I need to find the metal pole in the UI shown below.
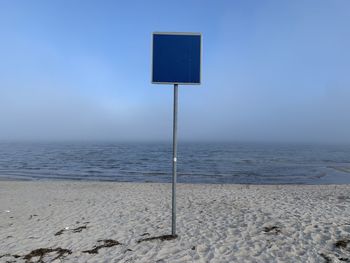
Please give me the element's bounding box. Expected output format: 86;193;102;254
172;83;178;237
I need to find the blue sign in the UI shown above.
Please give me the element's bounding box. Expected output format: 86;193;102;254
152;32;201;84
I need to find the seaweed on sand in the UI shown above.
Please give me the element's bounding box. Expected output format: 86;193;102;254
137;234;177;243
23;247;72;263
82;239;121;254
263;226;281;235
335;239;350;249
55;225;87;236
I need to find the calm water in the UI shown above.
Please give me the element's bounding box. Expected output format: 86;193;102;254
0;142;350;184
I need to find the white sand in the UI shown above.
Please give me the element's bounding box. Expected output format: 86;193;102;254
1;181;350;262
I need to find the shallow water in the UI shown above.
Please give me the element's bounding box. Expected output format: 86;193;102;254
0;142;350;184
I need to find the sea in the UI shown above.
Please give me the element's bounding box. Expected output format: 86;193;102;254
0;142;350;184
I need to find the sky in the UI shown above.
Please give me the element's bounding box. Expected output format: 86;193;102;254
0;0;349;143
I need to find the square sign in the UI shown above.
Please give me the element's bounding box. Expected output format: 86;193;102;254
152;32;201;85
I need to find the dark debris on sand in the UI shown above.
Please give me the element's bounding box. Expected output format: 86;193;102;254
23;247;72;263
319;239;350;263
54;229;65;236
335;239;350;249
72;225;87;233
82;239;121;254
55;225;87;236
320;253;332;263
263;226;281;235
137;234;178;243
28;214;38;220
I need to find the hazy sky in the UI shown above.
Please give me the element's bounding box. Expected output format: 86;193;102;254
1;0;349;143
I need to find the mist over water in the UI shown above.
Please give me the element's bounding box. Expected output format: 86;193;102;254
1;142;350;184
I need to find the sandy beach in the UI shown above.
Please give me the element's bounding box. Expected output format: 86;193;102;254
1;181;350;262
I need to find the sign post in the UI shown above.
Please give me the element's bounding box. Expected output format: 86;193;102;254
152;32;201;237
172;83;178;236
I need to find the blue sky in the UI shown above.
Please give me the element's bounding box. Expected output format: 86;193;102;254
0;0;349;143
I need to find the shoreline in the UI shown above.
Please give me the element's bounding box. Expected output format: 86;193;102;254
1;181;350;262
1;177;350;186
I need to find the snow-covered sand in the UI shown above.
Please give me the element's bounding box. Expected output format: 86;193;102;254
1;181;350;262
